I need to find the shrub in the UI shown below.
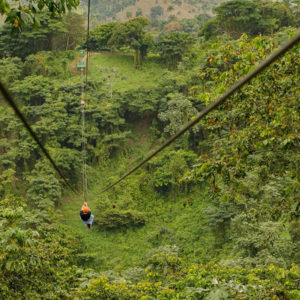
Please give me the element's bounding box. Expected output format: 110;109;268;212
96;209;146;229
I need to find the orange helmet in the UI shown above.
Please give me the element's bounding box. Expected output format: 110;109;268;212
83;206;90;213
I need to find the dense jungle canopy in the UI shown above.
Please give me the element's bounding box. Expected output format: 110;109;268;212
0;0;300;299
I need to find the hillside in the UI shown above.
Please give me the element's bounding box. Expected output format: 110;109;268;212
115;0;226;22
81;0;228;23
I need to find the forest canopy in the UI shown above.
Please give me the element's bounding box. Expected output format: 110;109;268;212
0;0;299;299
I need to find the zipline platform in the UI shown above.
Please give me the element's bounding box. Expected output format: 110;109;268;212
76;62;86;70
76;49;87;71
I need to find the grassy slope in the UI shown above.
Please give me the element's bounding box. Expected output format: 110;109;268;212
61;53;215;272
89;53;165;92
61;173;214;272
80;0;228;24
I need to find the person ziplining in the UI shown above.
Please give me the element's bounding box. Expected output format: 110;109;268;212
80;201;94;228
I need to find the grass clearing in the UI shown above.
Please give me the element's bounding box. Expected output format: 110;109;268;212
60;174;213;272
89;53;166;92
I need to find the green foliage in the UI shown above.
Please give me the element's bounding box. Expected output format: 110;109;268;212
158;92;197;137
109;17;153;67
0;0;79;31
96;208;146;229
214;0;261;38
183;32;300;265
206;202;236;248
146;227;175;247
78;260;300;299
136;8;143;17
199;18;222;40
156;32;195;68
23;55;44;76
27;169;62;210
150;150;197;191
0;12;84;59
200;0;300;39
151;6;164;21
0;57;23;85
89;22;118;51
1;11;299;298
0;199;83;299
145;245;181;277
232;213;294;267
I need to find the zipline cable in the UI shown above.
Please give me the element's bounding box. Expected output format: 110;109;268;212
81;75;88;201
82;105;88;200
85;0;91;86
0;82;78;194
101;31;300;194
81;0;91;201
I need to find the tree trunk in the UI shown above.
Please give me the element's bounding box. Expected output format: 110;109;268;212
66;35;70;51
134;49;139;67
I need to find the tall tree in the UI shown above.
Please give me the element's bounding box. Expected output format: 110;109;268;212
156;32;195;68
62;13;85;51
109;17;153;67
89;22;118;52
214;0;261;38
201;0;300;39
151;6;164;21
